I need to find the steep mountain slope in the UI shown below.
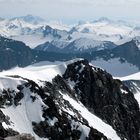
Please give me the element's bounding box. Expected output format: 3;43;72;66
0;15;69;48
69;18;136;45
123;80;140;107
0;36;35;70
91;58;139;77
75;38;140;77
35;38;117;53
0;59;139;140
0;34;140;79
0;36;71;70
63;60;140;140
119;72;140;115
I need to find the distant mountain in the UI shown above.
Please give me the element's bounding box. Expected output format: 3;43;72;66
0;17;4;21
0;36;35;70
1;16;140;48
0;16;140;78
34;36;140;71
83;38;140;76
73;19;132;36
11;14;45;25
0;36;73;70
0;35;140;78
35;38;117;53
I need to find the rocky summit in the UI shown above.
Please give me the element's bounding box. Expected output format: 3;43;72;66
0;59;139;140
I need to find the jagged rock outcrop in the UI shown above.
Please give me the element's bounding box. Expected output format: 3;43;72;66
63;59;140;140
0;76;108;140
0;110;18;138
0;59;140;140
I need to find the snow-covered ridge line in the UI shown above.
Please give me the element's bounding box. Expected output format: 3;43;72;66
116;71;140;81
0;59;83;84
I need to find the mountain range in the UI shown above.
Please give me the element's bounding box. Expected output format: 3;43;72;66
0;15;140;77
0;15;140;48
0;34;140;78
0;15;140;140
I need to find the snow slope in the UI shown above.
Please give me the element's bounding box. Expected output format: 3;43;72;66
62;93;120;140
0;59;83;83
67;38;116;52
118;72;140;81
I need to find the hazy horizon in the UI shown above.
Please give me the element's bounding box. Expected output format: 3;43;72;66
0;0;140;24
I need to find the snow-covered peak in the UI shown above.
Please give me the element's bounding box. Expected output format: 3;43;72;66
11;14;45;25
67;37;116;52
47;20;70;31
74;19;132;36
93;17;112;23
51;40;70;49
1;16;140;49
0;59;83;84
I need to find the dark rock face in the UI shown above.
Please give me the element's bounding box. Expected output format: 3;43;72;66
63;60;140;140
0;76;108;140
0;87;24;107
31;76;108;140
0;110;18;138
43;25;61;38
112;40;140;68
88;128;108;140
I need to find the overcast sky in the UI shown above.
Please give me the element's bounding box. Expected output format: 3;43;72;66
0;0;140;23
